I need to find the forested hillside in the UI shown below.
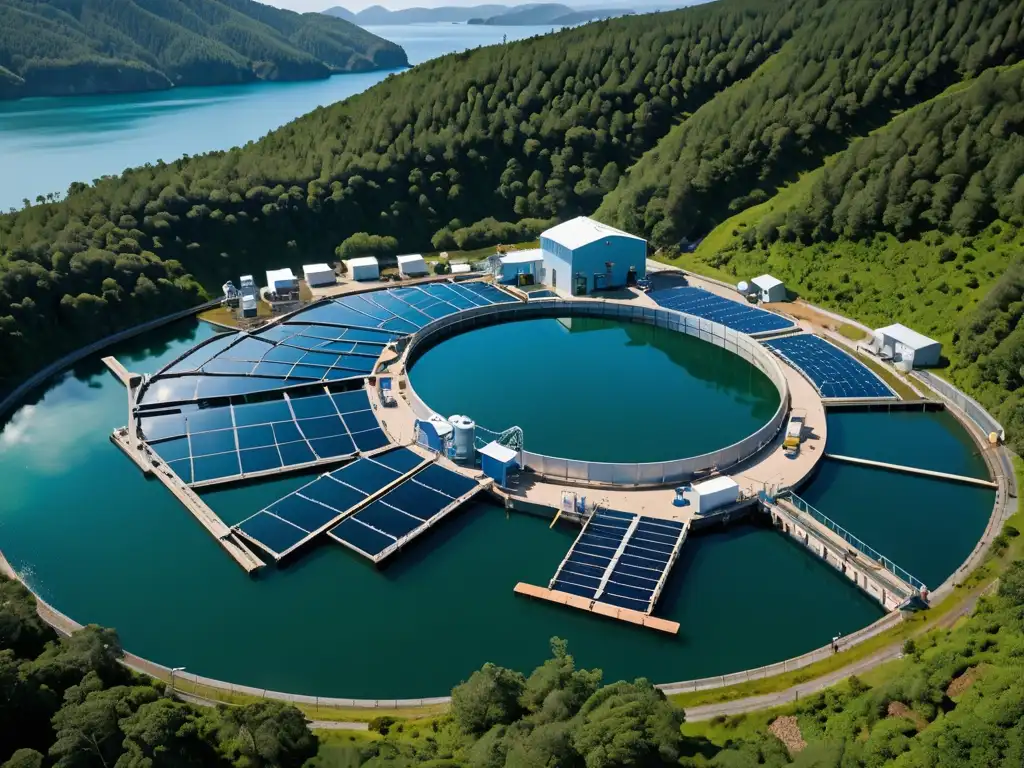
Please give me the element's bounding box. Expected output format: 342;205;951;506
0;573;319;767
0;0;408;100
1;0;1024;449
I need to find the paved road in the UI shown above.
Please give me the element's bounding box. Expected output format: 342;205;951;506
684;585;986;721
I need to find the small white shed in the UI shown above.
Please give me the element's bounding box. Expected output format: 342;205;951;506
241;295;257;318
450;263;472;275
397;254;428;278
266;268;298;296
303;263;335;287
691;476;739;515
498;249;544;284
873;324;942;369
751;274;787;303
346;256;380;281
239;275;256;300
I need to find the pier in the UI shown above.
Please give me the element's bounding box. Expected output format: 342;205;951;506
771;494;919;609
102;356;139;388
513;583;680;634
824;453;997;488
111;428;264;573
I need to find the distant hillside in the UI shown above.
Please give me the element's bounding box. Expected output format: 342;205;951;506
0;0;409;100
324;4;515;25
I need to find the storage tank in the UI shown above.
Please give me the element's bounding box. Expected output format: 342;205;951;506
737;280;749;295
448;414;476;461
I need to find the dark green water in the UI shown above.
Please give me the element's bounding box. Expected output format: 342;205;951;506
797;410;995;591
0;321;993;696
408;316;780;462
827;410;989;479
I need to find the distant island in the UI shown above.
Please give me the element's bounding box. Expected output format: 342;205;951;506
322;4;517;25
322;2;687;28
467;3;632;25
0;0;408;101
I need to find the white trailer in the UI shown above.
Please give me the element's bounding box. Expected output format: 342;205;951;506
692;476;739;515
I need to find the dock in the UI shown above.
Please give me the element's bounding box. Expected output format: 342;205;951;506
513;583;680;634
102;356;139;388
111;428;264;573
825;453;997;488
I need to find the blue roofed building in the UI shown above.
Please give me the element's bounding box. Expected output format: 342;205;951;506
540;216;646;295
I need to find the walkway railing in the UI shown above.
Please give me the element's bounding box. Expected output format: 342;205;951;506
780;491;925;592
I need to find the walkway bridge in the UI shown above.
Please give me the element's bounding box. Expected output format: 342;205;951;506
773;491;923;608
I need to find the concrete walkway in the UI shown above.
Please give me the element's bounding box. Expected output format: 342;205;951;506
173;690;370;731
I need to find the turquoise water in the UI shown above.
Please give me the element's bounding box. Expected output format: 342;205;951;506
0;318;893;696
408;316;780;462
0;24;554;211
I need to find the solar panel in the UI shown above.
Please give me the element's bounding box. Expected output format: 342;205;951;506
329;457;400;494
298;476;367;513
377;480;451;521
350;501;422;538
369;447;425;474
267;493;339;532
648;286;794;334
413;464;479;499
330;389;371;414
237;512;309;556
328;518;394;557
548;513;686;613
351;428;390;453
763;334;895;399
239;446;282;474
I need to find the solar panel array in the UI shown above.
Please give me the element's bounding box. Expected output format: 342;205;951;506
143;388;387;485
762;334;895;399
648;286;794;335
550;510;686;614
232;447;482;561
138;282;516;405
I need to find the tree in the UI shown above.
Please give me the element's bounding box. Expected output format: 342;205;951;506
570;680;684;768
117;698;217;768
520;638;601;723
451;663;526;735
49;685;160;768
216;702;317;768
2;750;44;768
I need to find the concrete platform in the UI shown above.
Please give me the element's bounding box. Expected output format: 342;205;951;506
513;583;680;634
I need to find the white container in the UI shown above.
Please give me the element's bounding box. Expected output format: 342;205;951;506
448;414;476;461
692;476;739;515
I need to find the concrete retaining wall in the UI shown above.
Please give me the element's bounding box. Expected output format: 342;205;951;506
404;299;791;487
0;298;219;422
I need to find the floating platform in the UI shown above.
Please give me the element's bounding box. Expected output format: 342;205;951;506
233;446;489;564
825;453;997;488
520;508;688;631
111;428;264;573
513;583;680;634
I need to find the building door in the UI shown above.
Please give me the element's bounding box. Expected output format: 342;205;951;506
551;269;557;289
573;274;588;296
627;267;637;286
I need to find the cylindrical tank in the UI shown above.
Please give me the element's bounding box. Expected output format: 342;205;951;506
737;280;749;294
448;414;476;461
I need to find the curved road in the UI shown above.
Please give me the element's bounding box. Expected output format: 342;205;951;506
683;584;988;721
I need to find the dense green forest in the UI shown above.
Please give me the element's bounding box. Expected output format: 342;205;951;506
2;0;1024;447
0;0;408;100
0;572;318;767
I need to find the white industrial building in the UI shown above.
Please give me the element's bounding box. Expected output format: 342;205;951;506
751;274;787;303
266;268;298;296
302;263;335;288
495;249;544;285
540;216;646;295
346;256;380;281
397;254;428;278
691;476;739;515
873;324;942;369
